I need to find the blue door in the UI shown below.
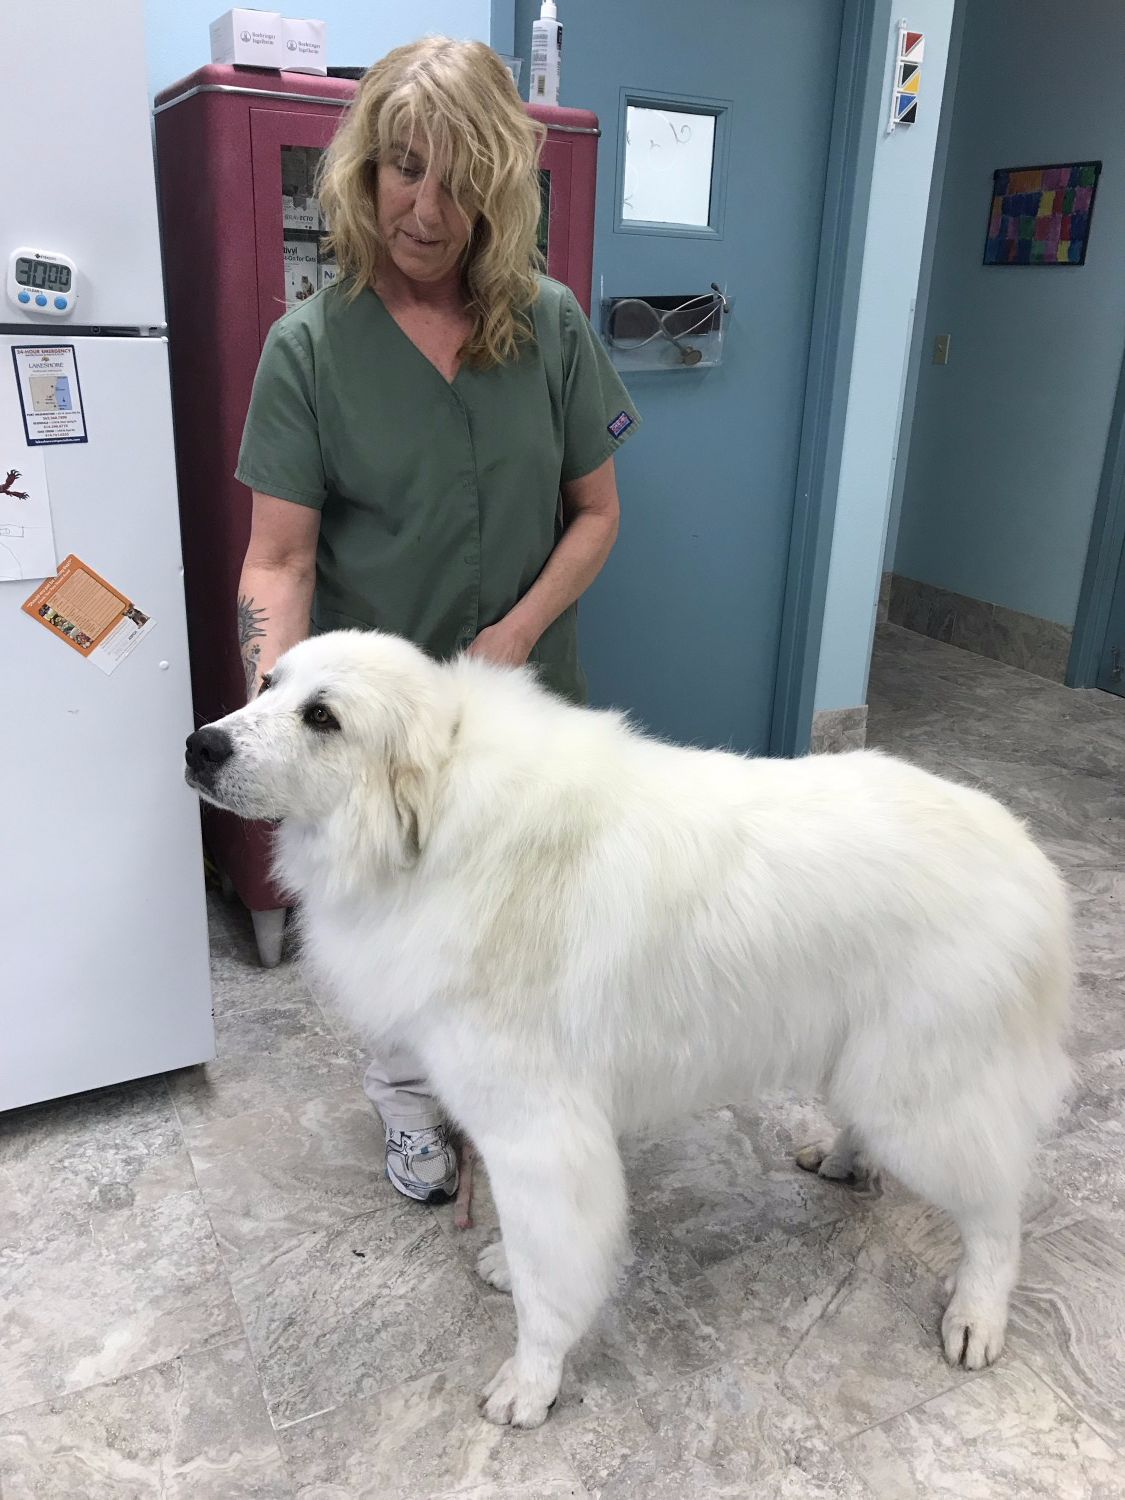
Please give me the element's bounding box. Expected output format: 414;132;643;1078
519;0;844;751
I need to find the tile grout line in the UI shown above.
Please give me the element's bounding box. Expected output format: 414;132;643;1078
692;1204;1007;1458
0;1332;252;1432
1013;1356;1125;1462
167;985;510;1450
264;1235;592;1500
544;1213;863;1447
257;1205;506;1436
831;1364;995;1447
173;1075;379;1147
160;1070;293;1478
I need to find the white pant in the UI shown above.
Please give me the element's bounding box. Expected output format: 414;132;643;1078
362;1038;441;1131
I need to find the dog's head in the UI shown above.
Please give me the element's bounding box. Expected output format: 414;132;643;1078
184;630;451;866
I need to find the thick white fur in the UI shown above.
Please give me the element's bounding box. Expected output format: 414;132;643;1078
188;630;1072;1427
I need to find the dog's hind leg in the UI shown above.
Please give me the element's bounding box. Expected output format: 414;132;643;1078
852;1099;1026;1371
476;1101;626;1429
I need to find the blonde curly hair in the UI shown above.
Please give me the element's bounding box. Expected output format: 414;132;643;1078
318;37;546;369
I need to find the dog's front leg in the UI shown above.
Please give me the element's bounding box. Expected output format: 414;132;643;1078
476;1103;626;1428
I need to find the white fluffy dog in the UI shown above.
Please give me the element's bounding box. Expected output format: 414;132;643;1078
185;630;1071;1428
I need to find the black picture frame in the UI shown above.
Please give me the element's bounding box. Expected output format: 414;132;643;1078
982;160;1102;267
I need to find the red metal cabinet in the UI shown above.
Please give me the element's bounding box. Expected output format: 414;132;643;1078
154;66;599;955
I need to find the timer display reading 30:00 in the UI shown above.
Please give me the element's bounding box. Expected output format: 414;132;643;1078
15;258;72;292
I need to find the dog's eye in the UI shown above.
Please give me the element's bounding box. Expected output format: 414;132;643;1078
303;703;340;732
257;673;272;695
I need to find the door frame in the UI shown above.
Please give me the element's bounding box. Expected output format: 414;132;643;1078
768;0;894;754
1069;339;1125;687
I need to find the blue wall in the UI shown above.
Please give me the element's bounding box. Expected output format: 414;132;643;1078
144;1;491;95
893;0;1125;627
813;1;956;713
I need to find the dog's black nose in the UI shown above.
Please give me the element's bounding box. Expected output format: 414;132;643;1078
185;726;234;777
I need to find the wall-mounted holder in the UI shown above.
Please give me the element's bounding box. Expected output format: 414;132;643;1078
602;285;729;373
887;20;924;132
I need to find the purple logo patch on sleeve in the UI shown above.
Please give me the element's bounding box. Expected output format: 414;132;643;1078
608;410;633;438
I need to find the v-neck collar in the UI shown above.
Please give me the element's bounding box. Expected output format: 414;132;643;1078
364;285;467;390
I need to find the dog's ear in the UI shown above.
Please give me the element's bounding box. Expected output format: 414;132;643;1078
365;691;452;871
361;755;435;872
390;762;432;865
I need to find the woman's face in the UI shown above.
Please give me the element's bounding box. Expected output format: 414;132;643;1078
375;140;477;287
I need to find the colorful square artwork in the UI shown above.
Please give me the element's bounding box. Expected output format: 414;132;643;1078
888;24;924;131
984;162;1102;265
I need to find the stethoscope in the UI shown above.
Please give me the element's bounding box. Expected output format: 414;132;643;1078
605;283;730;366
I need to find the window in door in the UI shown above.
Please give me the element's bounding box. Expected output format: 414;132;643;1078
617;92;730;238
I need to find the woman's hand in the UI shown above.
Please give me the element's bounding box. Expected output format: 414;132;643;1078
466;615;535;668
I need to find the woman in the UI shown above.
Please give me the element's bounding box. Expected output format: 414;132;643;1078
234;37;640;1203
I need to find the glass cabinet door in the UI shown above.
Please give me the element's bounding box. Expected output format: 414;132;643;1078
250;109;341;343
280;144;337;310
537;135;575;294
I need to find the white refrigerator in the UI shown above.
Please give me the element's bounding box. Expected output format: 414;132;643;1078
0;1;214;1111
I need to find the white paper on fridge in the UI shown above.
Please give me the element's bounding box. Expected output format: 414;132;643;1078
209;9;284;68
0;398;57;583
282;17;327;75
11;344;87;446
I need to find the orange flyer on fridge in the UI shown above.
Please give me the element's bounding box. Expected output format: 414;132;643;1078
22;554;154;671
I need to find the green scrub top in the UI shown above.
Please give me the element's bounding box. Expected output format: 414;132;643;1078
235;274;640;703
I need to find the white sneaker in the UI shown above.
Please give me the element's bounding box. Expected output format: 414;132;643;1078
385;1123;459;1204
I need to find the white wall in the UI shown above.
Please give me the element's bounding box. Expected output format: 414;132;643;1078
144;1;492;96
813;1;956;713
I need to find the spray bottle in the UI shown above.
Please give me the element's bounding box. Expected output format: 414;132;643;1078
529;0;562;106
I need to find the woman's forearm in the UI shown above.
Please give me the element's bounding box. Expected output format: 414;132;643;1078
236;559;316;701
505;507;619;649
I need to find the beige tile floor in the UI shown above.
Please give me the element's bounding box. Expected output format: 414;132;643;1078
1;623;1123;1498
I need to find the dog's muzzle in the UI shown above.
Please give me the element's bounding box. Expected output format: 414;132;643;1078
185;725;234;789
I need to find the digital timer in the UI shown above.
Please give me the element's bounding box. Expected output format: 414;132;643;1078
7;248;79;317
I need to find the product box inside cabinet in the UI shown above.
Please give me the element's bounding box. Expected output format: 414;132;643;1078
284;240;317;305
282;195;319;230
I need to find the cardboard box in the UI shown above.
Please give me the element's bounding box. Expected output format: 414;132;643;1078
282;17;327;75
283;239;318;307
210;9;284;69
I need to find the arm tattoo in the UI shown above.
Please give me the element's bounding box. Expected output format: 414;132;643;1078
238;594;269;698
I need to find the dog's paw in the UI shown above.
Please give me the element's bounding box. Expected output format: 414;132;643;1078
476;1240;512;1293
795;1139;833;1174
942;1298;1007;1370
795;1138;880;1192
478;1357;557;1429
